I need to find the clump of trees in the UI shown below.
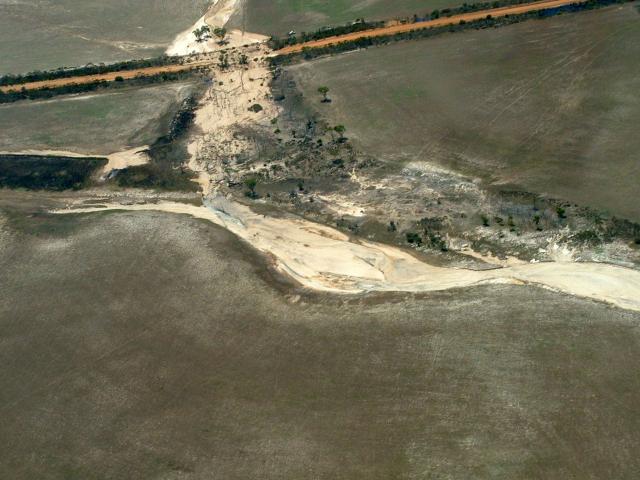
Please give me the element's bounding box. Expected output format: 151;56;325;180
213;27;228;44
218;52;230;69
244;177;259;198
193;25;227;44
193;24;211;42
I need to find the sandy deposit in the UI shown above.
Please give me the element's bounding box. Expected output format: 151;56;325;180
53;198;640;313
186;43;280;194
166;0;267;56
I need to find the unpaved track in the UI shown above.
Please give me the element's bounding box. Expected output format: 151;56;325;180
53;199;640;313
277;0;587;54
0;60;215;93
2;0;587;93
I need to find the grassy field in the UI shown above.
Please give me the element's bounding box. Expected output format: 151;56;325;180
0;0;212;75
0;196;639;478
288;4;640;221
0;83;198;155
230;0;459;36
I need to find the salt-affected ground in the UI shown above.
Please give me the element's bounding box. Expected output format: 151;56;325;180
53;198;640;313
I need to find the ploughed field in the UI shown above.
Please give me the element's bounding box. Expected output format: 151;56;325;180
230;0;459;37
288;4;640;221
0;83;197;155
0;0;212;75
0;198;639;479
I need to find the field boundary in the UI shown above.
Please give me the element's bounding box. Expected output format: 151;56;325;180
276;0;582;54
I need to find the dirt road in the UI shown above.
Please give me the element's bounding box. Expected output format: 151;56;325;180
277;0;587;54
0;60;218;93
1;0;586;93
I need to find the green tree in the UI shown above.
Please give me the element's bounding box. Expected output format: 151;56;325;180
213;27;227;44
218;53;229;69
334;125;346;142
318;86;330;103
244;177;258;198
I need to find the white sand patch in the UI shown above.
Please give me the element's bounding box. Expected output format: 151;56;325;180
52;198;640;313
102;146;150;175
166;0;268;56
315;194;367;217
457;246;528;267
186;43;280;194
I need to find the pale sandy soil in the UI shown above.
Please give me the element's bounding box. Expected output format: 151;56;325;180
186;43;280;194
53;198;640;313
100;146;150;175
166;0;267;57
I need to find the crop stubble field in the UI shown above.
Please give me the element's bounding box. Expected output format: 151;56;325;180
0;199;639;479
0;0;213;75
1;1;640;478
288;4;640;221
230;0;459;36
0;83;197;155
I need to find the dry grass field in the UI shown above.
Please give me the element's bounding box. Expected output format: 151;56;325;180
0;0;212;75
230;0;459;36
288;4;640;221
1;194;639;479
0;83;198;155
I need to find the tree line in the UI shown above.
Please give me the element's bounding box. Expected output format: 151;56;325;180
0;55;182;87
268;0;545;50
270;0;635;65
0;70;197;104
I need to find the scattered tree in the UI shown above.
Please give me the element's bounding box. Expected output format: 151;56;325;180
244;177;258;198
218;53;229;69
318;86;331;103
213;27;227;44
334;125;346;142
556;207;567;219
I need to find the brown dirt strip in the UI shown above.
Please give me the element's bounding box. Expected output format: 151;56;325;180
1;0;582;93
276;0;587;54
0;60;215;93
